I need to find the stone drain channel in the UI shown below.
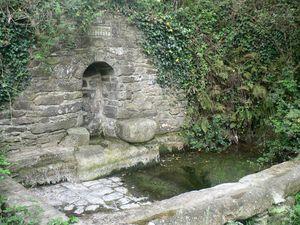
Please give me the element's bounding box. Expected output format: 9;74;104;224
31;177;151;216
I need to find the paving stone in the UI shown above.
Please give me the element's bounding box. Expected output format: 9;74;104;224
89;186;114;196
30;176;152;214
64;204;75;211
120;203;140;210
85;205;100;212
74;199;89;206
95;178;114;185
89;183;110;191
114;187;128;194
62;183;89;192
117;197;131;206
85;194;105;205
58;191;81;204
103;192;124;202
82;180;102;187
74;206;85;215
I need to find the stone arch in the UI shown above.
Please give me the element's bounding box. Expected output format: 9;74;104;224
82;61;114;135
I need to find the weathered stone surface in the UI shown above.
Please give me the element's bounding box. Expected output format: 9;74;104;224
81;159;300;225
31;176;150;215
31;117;78;134
0;176;68;225
75;138;159;181
0;13;186;153
8;146;77;185
60;127;90;147
147;132;185;154
116;118;157;143
34;94;64;105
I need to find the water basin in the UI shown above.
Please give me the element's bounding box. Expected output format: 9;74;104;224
119;144;268;201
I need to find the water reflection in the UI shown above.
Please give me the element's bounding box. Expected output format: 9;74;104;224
120;144;268;201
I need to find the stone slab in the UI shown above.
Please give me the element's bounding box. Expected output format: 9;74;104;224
75;139;159;181
8;146;77;185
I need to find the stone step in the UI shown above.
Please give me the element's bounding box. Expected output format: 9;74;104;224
8;146;77;186
8;140;159;185
75;140;159;181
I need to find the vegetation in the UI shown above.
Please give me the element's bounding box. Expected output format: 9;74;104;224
0;0;102;108
292;192;300;225
0;0;299;161
110;0;299;162
227;192;300;225
0;150;78;225
0;149;10;180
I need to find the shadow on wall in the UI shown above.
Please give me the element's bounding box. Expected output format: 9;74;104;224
82;61;114;135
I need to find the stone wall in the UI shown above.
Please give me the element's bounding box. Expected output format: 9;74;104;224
0;13;186;154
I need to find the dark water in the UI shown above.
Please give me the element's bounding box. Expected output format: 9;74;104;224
120;144;268;201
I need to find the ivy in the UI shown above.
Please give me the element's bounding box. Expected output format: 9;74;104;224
0;0;102;108
111;0;300;159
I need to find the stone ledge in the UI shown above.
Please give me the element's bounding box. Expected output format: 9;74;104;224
0;176;68;225
82;158;300;225
75;139;159;181
8;146;77;185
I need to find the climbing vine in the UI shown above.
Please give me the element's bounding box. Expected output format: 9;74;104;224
110;0;300;161
0;0;102;108
1;0;299;162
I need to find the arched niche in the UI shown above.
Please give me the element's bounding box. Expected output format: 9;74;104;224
82;61;114;135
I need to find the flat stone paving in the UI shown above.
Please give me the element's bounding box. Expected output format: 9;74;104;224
31;176;151;216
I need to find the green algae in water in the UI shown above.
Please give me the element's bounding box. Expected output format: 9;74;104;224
120;144;268;201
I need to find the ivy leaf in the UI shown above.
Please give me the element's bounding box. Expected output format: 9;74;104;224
200;117;209;133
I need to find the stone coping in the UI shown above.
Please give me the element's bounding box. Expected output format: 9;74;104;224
81;158;300;225
0;176;69;225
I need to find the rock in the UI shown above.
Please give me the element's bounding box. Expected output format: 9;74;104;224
109;177;122;183
116;118;157;143
114;187;128;194
85;205;100;212
120;203;140;210
85;195;105;205
103;192;124;202
8;146;77;186
117;197;131;206
90;187;114;196
64;204;75;211
75;140;159;181
74;199;89;206
60;127;90;147
0;177;68;225
82;180;102;187
74;206;85;215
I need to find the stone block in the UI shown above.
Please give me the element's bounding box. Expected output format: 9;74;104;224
8;146;77;185
103;106;118;118
116;118;157;143
75;139;159;181
60;127;90;147
31;117;77;134
34;94;64;106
